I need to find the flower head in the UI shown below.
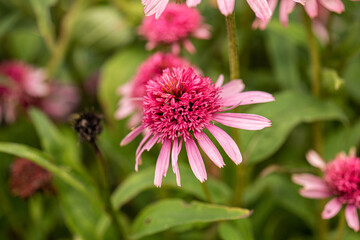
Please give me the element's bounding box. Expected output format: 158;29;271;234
9;158;52;198
139;3;210;54
0;61;48;123
115;53;191;128
292;150;360;231
121;67;274;187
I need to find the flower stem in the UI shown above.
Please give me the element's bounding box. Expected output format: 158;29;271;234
201;182;213;203
225;13;240;80
303;10;326;240
336;210;345;240
91;142;128;240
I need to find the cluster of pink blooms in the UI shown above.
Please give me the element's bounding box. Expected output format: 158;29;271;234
0;61;79;123
120;67;274;186
139;3;210;54
10;158;52;198
293;150;360;231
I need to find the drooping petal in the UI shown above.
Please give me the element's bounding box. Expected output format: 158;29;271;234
322;198;342;219
319;0;344;14
306;150;326;171
215;75;224;88
115;99;135;119
279;0;296;27
213;113;271;130
194;131;225;168
120;125;145;146
154;139;171;187
252;0;278;30
171;137;183;186
299;188;333;199
217;0;235;16
185;138;207;182
304;0;318;18
186;0;202;7
246;0;272;21
183;39;196;54
143;0;169;19
207;124;242;164
220;79;245;97
136;134;159;168
292;174;329;190
345;205;360;232
220;91;275;107
135;132;152;171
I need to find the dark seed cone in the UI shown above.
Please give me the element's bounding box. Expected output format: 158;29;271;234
72;110;103;143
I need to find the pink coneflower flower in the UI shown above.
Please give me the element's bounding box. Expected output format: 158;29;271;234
292;150;360;232
252;0;305;29
304;0;344;18
121;67;274;187
10;158;52;198
115;53;191;128
138;3;210;54
0;61;49;123
143;0;272;23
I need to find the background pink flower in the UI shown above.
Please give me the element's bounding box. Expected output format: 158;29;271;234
292;150;360;232
115;53;191;128
121;67;274;187
138;3;210;54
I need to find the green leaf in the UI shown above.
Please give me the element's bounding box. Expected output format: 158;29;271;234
0;13;20;39
219;219;254;240
0;142;88;196
241;91;347;164
130;199;250;239
111;167;232;209
99;48;147;122
344;54;360;104
324;120;360;160
73;6;133;50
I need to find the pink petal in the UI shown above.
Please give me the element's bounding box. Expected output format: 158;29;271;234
220;80;245;97
299;188;333;199
207;124;242;164
186;0;202;7
154;139;171;187
144;0;169;19
185;138;207;183
319;0;344;14
246;0;272;21
115;99;135;119
345;205;360;232
192;25;211;39
194;131;225;168
136;134;159;168
171;137;183;186
220;91;275;107
292;174;329;190
322;198;342;219
215;75;224;88
279;0;296;27
183;39;196;54
252;0;278;30
135;132;152;171
217;0;235;16
120;125;145;146
304;0;318;18
306;150;326;171
213;113;271;130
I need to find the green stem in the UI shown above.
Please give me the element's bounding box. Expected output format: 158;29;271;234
92;142;128;240
335;210;345;240
201;182;213;204
225;13;240;80
303;10;326;240
46;0;86;78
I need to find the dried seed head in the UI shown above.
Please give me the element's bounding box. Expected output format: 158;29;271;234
72;110;103;143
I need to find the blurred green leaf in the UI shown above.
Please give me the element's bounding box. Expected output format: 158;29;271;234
29;0;56;50
324;120;360;160
241;91;347;164
0;13;20;39
99;48;147;122
73;6;133;51
0;142;87;195
219;219;254;240
344;54;360;104
112;166;232;208
130;199;250;239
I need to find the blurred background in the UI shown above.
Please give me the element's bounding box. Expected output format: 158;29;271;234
0;0;360;239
